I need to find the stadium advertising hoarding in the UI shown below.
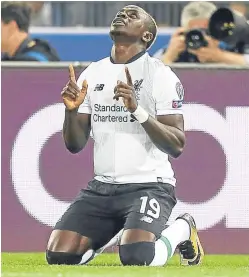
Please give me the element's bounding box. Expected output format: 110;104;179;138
2;66;249;253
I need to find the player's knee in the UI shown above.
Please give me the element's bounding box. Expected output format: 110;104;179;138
46;250;82;265
119;242;155;266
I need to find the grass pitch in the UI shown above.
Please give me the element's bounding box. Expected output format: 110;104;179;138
2;253;249;277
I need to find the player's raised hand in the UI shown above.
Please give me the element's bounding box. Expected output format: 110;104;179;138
61;64;88;111
113;67;138;113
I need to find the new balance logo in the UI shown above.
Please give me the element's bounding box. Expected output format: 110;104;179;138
130;114;138;122
94;84;105;91
140;215;154;223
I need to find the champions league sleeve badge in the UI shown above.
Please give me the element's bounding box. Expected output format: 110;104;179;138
172;100;183;108
175;82;184;100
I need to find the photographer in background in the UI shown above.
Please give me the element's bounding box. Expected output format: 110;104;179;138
155;2;249;65
1;2;59;62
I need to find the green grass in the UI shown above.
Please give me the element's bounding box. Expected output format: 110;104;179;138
2;253;249;277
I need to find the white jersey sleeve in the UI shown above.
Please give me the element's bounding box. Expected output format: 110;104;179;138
76;64;93;114
152;66;184;116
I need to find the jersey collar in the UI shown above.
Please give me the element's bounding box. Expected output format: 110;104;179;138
110;50;146;64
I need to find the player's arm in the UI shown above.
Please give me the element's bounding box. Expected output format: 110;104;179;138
62;65;91;154
63;111;91;154
142;67;185;158
141;114;185;158
114;66;185;158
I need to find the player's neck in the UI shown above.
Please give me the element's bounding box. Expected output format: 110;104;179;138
8;32;28;57
111;43;145;64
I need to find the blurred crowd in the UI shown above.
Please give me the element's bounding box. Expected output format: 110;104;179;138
1;1;249;64
1;1;59;61
28;1;249;27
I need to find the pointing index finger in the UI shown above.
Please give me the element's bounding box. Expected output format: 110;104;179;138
125;67;133;86
69;64;76;83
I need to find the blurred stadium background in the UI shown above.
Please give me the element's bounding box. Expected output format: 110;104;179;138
27;1;249;61
2;0;249;262
30;1;248;27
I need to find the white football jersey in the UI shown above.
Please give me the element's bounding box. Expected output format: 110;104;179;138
77;52;184;186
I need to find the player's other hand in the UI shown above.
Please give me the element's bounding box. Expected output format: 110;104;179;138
114;67;138;113
61;64;88;111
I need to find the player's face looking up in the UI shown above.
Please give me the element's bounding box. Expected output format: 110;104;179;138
110;5;154;49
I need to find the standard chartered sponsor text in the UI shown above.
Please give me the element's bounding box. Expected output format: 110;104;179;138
93;104;129;122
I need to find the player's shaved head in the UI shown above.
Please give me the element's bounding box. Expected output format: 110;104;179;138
123;5;157;49
110;5;158;50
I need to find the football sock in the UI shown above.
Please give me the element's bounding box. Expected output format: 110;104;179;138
149;219;190;266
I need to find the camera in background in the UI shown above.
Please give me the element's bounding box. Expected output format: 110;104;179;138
184;7;249;51
209;7;249;47
185;29;208;50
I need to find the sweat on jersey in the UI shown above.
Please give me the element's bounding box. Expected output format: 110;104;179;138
77;51;184;186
